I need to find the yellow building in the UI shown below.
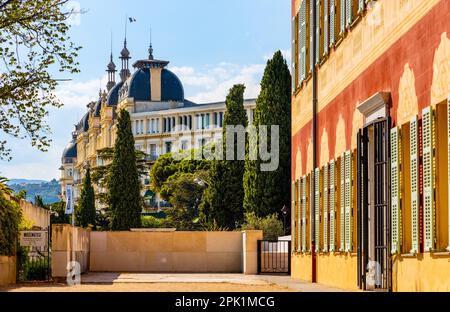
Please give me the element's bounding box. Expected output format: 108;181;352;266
60;41;255;209
291;0;450;291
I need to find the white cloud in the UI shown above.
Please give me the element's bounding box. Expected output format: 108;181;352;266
170;63;265;103
54;74;108;110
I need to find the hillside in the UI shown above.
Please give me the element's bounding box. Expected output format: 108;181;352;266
8;179;60;205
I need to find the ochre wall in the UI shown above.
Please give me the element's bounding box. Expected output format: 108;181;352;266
316;254;358;291
90;231;245;273
52;225;90;278
291;254;313;282
393;254;450;292
0;256;16;286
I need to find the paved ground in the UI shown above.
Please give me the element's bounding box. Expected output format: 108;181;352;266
1;273;348;292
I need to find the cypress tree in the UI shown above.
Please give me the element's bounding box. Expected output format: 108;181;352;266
243;51;291;218
200;84;248;229
76;167;96;228
108;109;142;230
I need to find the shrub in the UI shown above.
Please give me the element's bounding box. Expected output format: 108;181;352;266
141;216;167;229
241;212;284;241
0;193;22;256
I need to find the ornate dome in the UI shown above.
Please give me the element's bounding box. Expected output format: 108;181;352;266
62;141;77;160
94;98;102;117
107;81;124;106
76;113;89;132
119;68;184;102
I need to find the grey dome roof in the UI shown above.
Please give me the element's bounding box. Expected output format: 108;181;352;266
76;113;89;132
121;46;130;58
107;60;116;71
107;81;124;106
94;98;102;117
62;141;77;159
120;68;184;102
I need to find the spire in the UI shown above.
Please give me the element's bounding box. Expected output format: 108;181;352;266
148;27;154;60
120;36;131;82
106;33;117;91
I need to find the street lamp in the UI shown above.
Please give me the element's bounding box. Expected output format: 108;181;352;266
281;205;288;235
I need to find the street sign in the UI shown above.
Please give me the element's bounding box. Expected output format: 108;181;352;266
20;231;48;248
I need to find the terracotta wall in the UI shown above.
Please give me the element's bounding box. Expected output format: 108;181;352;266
52;224;90;278
0;256;16;286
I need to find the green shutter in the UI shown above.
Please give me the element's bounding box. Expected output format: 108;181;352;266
422;107;435;252
329;0;335;46
315;168;321;253
390;127;401;254
292;181;297;251
358;0;365;14
346;0;352;27
410;116;420;254
340;153;345;252
302;176;307;252
298;179;302;252
324;0;329;55
340;0;345;35
292;16;296;90
300;1;307;81
316;0;320;64
344;151;352;252
329;160;336;252
323;164;329;252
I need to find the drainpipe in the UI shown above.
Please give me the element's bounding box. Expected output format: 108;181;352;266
311;0;318;284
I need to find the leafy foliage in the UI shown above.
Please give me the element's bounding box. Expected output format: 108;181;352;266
141;215;167;229
0;0;81;159
200;84;248;229
76;168;96;229
48;201;70;225
241;212;284;241
108;109;142;230
244;51;292;219
0;192;22;256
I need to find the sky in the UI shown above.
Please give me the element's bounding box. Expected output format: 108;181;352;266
0;0;290;181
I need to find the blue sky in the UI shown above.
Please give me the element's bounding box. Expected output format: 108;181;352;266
0;0;290;181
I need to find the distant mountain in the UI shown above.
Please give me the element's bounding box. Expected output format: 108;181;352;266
7;179;47;185
8;179;60;205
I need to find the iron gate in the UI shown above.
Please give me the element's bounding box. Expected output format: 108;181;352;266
16;228;51;282
257;240;291;274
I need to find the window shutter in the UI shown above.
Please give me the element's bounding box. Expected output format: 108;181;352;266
422;107;435;252
300;1;307;81
410;116;420;254
340;0;346;35
316;0;320;64
310;0;314;71
390;127;401;254
329;160;336;252
323;163;329;252
346;0;352;27
344;151;352;252
340;153;346;251
329;0;335;46
358;0;364;14
292;181;297;251
323;0;329;56
315;168;321;253
291;16;296;90
298;179;302;252
302;176;307;252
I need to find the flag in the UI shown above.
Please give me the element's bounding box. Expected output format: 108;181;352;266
129;17;137;23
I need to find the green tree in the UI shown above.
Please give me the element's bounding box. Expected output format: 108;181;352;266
200;84;248;229
76;168;96;228
0;192;22;256
108;109;142;230
48;201;70;225
34;195;45;209
241;212;284;241
0;0;81;160
243;51;291;218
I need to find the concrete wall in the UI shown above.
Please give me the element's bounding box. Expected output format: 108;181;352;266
0;256;16;286
90;231;252;273
52;225;90;278
20;199;51;230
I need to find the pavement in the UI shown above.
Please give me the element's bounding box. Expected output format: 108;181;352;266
80;272;348;292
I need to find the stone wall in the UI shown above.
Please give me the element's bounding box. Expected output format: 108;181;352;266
0;256;16;286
